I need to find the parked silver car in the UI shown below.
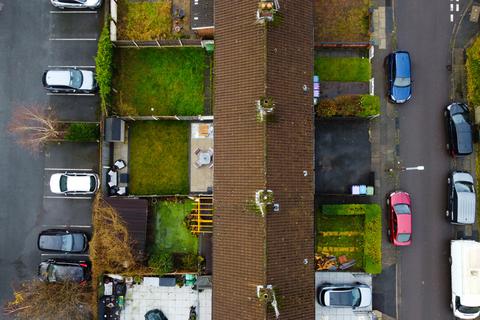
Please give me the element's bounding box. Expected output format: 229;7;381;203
50;172;99;195
317;283;372;309
42;68;98;93
50;0;102;9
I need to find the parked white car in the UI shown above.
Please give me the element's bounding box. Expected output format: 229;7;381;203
50;172;99;195
50;0;102;10
42;68;98;93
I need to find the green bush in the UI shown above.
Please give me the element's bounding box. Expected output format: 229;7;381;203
467;36;480;107
95;24;113;115
316;94;380;118
359;95;380;117
64;123;99;142
148;252;174;275
363;204;382;274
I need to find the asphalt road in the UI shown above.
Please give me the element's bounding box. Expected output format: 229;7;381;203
395;0;467;318
0;0;101;308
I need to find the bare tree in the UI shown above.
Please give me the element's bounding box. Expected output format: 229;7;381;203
3;280;93;320
8;106;63;153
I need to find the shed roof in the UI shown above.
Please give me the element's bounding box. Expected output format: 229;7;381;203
191;0;214;29
213;0;315;319
105;197;148;259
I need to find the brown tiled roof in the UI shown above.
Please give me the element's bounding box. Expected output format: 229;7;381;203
213;0;314;319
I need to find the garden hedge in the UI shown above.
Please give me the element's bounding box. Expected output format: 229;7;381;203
64;123;99;142
316;94;380;118
467;36;480;107
95;24;113;115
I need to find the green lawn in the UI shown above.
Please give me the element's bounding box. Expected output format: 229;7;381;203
113;48;206;116
129;121;189;195
316;204;382;274
117;0;172;40
314;57;371;82
150;200;198;255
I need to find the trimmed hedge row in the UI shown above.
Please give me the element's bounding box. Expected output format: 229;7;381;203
466;35;480;107
316;94;380;118
64;123;99;142
95;24;113;115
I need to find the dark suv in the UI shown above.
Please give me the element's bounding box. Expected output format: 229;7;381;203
386;51;412;104
445;102;473;156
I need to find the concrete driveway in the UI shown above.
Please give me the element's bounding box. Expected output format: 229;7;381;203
394;0;471;318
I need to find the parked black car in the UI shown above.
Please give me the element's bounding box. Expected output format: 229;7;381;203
386;51;412;104
38;259;90;283
445;102;473;156
145;309;168;320
38;229;88;253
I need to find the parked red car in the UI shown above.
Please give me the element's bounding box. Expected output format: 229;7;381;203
387;191;412;246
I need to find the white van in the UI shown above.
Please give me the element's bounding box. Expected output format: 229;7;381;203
450;240;480;319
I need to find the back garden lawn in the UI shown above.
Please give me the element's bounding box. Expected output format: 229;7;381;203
129;121;189;195
113;48;206;116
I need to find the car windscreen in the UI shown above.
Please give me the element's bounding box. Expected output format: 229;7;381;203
59;175;68;193
89;176;97;192
394;204;411;214
351;288;361;307
457;297;480;314
452;113;468;124
69;69;83;89
397;233;411;242
394;77;411;87
455;181;474;193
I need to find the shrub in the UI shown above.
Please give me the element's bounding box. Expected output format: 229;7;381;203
363;204;382;274
148;252;174;275
359;95;380;117
95;24;113;115
466;36;480;107
316;94;380;117
64;123;99;142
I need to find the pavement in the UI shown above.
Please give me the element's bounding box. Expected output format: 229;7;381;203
0;0;102;309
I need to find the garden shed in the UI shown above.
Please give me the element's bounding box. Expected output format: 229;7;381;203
191;0;214;38
105;197;148;259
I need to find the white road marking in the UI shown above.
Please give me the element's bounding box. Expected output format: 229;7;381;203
49;38;97;41
45;168;93;171
44;196;93;200
451;14;454;22
450;3;454;11
456;4;459;11
48;65;96;69
50;10;97;14
42;225;92;228
46;93;95;96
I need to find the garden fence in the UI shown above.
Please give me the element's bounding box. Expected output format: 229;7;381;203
113;39;203;48
117;115;213;121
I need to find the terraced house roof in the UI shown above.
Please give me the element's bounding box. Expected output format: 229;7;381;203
213;0;315;319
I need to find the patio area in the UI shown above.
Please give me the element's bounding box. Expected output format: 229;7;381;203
121;280;211;320
190;122;213;193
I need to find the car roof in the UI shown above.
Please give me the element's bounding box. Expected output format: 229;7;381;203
456;192;476;224
45;70;70;86
66;175;93;192
394;52;411;78
396;214;412;233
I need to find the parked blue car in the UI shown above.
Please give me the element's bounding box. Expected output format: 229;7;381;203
387;51;412;104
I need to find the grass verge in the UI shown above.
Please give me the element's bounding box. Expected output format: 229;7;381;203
113;48;206;116
129;121;189;195
466;35;480;106
314;57;371;82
